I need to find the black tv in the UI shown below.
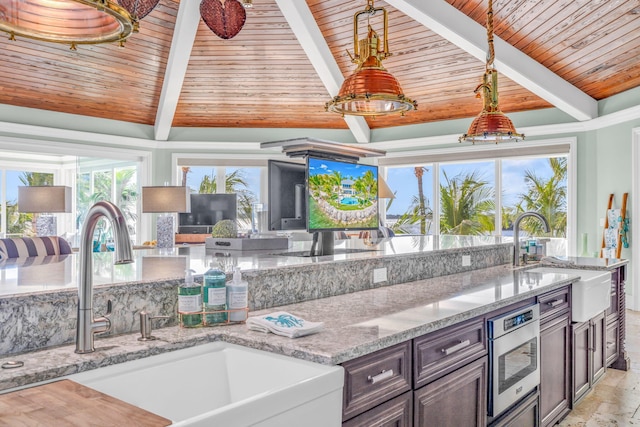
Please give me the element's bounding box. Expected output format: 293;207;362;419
178;193;237;234
306;156;379;232
268;159;306;231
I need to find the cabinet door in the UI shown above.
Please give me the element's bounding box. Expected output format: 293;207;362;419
572;321;590;403
489;390;539;427
591;311;607;384
540;313;571;427
606;321;620;367
414;356;486;427
343;391;412;427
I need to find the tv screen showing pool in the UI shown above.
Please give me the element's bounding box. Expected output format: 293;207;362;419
306;157;379;232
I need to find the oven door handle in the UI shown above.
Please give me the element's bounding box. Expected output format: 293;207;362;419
442;339;471;355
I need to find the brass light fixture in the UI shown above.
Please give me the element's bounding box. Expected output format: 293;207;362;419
326;0;416;117
459;0;524;144
0;0;138;50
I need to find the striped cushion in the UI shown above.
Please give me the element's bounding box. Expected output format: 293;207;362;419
0;237;72;259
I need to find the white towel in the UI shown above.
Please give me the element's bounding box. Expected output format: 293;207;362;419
246;311;324;338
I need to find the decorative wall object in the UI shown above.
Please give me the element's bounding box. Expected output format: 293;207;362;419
200;0;247;40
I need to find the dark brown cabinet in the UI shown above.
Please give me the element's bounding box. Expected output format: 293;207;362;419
343;391;412;427
413;356;487;427
572;310;606;404
539;312;571;426
489;390;540;427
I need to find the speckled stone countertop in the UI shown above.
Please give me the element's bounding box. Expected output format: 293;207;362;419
0;263;584;392
538;255;627;271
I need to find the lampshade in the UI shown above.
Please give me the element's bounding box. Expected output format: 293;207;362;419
459;0;523;144
378;176;395;199
142;186;190;213
18;186;72;213
0;0;137;50
325;0;416;117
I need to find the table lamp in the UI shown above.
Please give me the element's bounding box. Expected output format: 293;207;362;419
18;186;72;236
142;186;191;248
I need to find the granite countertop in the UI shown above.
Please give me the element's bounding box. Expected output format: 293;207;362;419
0;263;585;392
0;235;508;297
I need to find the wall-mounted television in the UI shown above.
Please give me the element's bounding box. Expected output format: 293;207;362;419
306;156;379;232
268;160;306;231
178;193;237;234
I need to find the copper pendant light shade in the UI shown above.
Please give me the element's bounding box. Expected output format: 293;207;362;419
326;0;416;117
0;0;136;49
118;0;160;20
459;0;523;144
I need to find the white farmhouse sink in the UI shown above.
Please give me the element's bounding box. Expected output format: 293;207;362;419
527;267;611;322
67;342;344;427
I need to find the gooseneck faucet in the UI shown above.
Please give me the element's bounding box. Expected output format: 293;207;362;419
513;211;551;266
76;201;133;354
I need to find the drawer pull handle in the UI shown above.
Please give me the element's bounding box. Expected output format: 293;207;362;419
442;339;471;355
367;369;394;384
547;299;564;307
607;341;615;349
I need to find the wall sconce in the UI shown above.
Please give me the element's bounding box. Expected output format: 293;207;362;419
18;186;72;236
142;186;191;248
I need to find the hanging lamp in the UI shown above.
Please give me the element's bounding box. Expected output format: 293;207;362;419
325;0;416;117
459;0;523;144
0;0;137;50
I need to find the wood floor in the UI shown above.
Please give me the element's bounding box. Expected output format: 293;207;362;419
558;309;640;426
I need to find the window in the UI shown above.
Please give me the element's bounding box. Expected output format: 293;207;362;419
8;170;54;237
384;166;433;235
379;142;570;255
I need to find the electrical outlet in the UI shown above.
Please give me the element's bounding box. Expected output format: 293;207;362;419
462;255;471;267
373;267;387;283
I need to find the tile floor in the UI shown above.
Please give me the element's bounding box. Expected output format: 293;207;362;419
558;309;640;426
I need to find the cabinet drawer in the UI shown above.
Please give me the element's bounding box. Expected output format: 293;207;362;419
342;341;412;421
342;391;412;427
413;316;486;388
537;286;570;322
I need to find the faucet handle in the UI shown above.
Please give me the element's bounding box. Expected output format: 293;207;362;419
105;299;112;317
138;310;170;341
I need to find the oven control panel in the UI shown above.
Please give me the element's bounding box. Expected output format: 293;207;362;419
504;309;534;331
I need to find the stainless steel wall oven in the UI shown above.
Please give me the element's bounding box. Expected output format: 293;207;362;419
487;304;540;417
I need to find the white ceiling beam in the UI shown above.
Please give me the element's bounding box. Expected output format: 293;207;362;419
274;0;371;143
386;0;598;121
153;1;201;141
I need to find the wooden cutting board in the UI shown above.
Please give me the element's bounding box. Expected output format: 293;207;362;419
0;379;172;426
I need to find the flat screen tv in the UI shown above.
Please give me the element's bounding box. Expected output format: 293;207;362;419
306;156;379;232
268;160;306;231
179;193;237;233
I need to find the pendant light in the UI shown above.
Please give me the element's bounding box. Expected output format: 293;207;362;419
0;0;137;50
325;0;416;117
459;0;524;144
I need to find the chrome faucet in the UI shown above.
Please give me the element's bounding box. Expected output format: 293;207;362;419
513;211;551;266
76;201;133;354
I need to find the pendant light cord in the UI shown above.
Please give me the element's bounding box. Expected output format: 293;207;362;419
486;0;495;71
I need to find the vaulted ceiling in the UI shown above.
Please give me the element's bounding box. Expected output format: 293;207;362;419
0;0;638;145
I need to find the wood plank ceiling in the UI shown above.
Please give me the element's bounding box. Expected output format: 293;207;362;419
0;0;638;140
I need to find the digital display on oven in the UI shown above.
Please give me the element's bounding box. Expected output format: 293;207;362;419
503;309;534;331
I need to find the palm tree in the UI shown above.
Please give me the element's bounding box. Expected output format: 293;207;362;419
414;167;428;235
516;157;567;237
440;170;495;235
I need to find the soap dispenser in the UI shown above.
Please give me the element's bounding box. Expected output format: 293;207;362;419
178;269;202;327
227;266;248;322
203;262;227;324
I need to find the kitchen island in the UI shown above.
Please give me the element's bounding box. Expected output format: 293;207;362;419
0;236;628;426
